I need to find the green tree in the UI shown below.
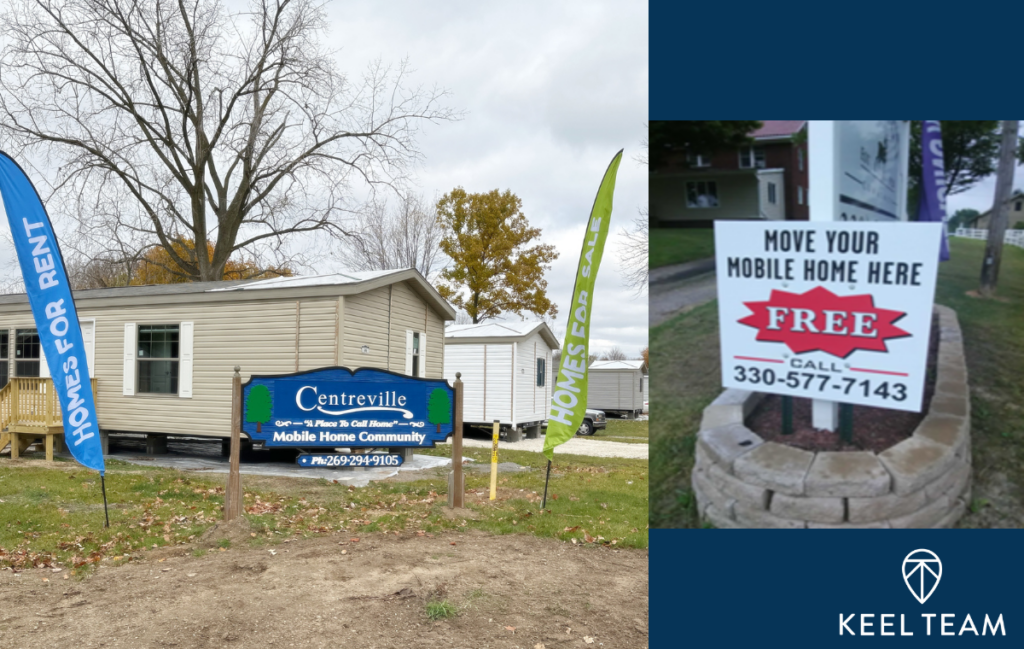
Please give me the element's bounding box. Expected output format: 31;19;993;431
909;121;1002;199
436;188;559;323
649;121;762;171
948;208;980;232
427;388;452;434
246;385;272;433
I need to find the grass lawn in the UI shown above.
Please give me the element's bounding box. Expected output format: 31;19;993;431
650;229;714;269
650;237;1024;528
1;444;648;572
589;418;649;444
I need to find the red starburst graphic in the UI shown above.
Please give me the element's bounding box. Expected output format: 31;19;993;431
738;286;909;358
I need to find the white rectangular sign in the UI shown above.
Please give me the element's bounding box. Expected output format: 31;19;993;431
715;221;941;412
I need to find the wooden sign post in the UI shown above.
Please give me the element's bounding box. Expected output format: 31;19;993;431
448;372;465;509
225;365;244;521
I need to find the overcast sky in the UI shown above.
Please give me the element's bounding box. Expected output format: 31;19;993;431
0;0;649;358
321;0;649;356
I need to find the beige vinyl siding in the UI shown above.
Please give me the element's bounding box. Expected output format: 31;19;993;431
342;286;392;371
296;299;337;372
387;281;443;378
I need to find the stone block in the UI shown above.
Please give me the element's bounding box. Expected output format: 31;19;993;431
929;393;969;418
936;363;967;388
733;442;814;496
770;492;844;524
934;378;968;400
733;502;806;529
804;451;891;498
703;504;739;529
923;460;971;501
693;466;736;519
697;423;763;471
878;436;956;495
913;414;969;457
706;462;770;509
848;489;928;524
932;498;967;529
888;493;952;529
807;521;891;529
700;404;745;431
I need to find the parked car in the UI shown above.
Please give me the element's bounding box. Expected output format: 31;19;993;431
576;409;606;436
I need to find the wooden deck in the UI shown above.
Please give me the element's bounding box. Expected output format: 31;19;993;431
0;378;98;461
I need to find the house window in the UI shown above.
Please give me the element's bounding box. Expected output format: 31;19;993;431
536;358;546;387
1015;201;1022;211
767;182;777;205
798;186;805;205
686;181;719;208
411;332;421;378
686;153;711;168
137;324;179;394
798;148;805;171
0;331;8;387
14;329;40;377
738;147;766;169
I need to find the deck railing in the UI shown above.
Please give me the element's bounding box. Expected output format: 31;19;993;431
2;378;99;433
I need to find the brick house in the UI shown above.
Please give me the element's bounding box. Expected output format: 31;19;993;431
651;120;809;227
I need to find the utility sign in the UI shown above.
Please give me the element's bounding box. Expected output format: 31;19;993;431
715;221;941;412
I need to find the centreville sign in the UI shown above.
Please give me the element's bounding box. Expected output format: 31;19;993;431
715;221;942;412
241;367;453;448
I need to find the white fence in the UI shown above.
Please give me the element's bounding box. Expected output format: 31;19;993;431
953;228;1024;249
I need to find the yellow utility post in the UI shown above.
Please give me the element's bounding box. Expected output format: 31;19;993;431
489;420;499;501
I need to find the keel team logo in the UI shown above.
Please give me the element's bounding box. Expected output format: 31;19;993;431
738;286;909;358
902;549;941;604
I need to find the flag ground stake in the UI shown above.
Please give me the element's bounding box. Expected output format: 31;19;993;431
489;420;499;500
100;475;110;528
541;460;552;510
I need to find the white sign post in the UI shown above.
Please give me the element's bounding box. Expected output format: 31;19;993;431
807;120;911;429
714;220;941;415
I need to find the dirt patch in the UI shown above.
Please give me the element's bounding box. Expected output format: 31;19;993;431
746;317;939;453
0;531;648;648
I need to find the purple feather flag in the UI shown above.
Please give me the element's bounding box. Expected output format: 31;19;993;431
919;121;950;261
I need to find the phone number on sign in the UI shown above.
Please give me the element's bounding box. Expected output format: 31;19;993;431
299;454;404;468
731;365;907;401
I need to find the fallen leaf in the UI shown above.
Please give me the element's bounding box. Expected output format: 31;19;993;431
504;626;515;632
41;578;49;582
534;644;546;649
250;533;257;538
583;636;595;644
161;568;170;572
341;550;347;555
350;538;360;543
268;550;277;556
187;573;197;577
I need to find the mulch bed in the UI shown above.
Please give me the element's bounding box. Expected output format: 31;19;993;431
745;316;939;454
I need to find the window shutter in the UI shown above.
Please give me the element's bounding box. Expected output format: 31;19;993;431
418;332;426;377
405;330;413;375
179;322;194;398
123;323;136;395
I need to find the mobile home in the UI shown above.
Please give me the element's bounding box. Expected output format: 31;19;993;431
444;321;558;442
0;269;455;455
587;360;647;418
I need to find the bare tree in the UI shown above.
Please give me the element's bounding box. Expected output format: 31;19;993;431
0;0;456;281
980;120;1019;296
341;191;445;279
620;124;648;294
619;210;648;293
601;346;627;361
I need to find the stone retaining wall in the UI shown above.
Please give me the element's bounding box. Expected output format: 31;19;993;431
692;305;971;529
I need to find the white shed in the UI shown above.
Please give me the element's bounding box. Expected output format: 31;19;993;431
0;269;455;455
587;360;647;418
444;321;559;442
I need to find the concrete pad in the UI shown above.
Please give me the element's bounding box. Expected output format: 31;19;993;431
697;423;763;470
804;451;891;498
732;442;814;496
878;436;956;496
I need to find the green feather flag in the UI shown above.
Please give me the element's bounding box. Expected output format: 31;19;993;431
543;150;623;461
